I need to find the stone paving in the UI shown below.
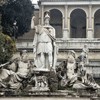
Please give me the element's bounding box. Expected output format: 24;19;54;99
0;97;90;100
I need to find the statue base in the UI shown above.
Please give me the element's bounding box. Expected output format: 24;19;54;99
31;68;50;92
33;68;50;72
31;87;49;92
0;88;99;97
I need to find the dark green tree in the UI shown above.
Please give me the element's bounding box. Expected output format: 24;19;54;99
0;33;16;64
1;0;34;38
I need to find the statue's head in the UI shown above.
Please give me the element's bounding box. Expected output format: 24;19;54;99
44;11;50;25
68;50;76;58
68;50;76;63
20;50;28;61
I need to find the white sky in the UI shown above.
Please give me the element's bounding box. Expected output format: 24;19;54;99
31;0;39;4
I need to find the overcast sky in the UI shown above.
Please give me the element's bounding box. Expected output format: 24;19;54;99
31;0;39;4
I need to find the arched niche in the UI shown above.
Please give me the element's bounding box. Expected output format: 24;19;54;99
94;9;100;38
70;9;86;38
49;9;63;38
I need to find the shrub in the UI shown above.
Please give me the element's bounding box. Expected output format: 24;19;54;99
0;33;16;64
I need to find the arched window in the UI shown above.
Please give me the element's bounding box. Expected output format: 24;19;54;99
94;9;100;38
50;9;63;38
70;9;86;38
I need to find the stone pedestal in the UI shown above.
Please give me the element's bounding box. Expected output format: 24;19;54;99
31;68;50;91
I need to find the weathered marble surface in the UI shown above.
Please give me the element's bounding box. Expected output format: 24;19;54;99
0;97;90;100
31;11;57;71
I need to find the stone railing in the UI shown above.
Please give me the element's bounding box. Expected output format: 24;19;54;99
57;40;100;50
16;39;100;50
16;41;33;49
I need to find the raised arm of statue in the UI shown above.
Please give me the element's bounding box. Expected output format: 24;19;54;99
33;33;37;57
31;16;35;29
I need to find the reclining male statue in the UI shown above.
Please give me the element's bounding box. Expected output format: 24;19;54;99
0;50;31;90
8;50;31;89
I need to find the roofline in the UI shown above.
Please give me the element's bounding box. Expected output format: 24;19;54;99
40;0;100;5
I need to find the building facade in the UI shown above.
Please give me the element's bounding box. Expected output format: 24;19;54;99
35;0;100;78
16;0;100;78
39;0;100;39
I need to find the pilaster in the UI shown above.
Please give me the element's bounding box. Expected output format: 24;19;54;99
63;5;70;40
87;5;94;39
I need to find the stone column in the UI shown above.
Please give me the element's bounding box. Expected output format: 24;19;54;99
87;5;94;39
63;5;70;40
92;17;94;36
67;17;70;38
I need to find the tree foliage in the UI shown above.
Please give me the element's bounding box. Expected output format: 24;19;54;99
1;0;33;38
0;33;16;64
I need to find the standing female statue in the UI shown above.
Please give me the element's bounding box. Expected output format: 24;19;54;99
31;11;57;71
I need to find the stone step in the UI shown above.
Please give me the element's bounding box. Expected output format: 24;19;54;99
0;89;99;98
0;97;91;100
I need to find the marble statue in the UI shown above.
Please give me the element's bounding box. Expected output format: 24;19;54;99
36;76;48;88
0;63;12;88
31;11;57;71
8;50;30;89
80;44;89;65
74;51;100;89
58;50;78;87
71;49;100;89
0;59;18;88
67;50;77;79
66;50;78;86
57;50;100;90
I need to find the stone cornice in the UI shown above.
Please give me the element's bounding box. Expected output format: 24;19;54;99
40;1;100;5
